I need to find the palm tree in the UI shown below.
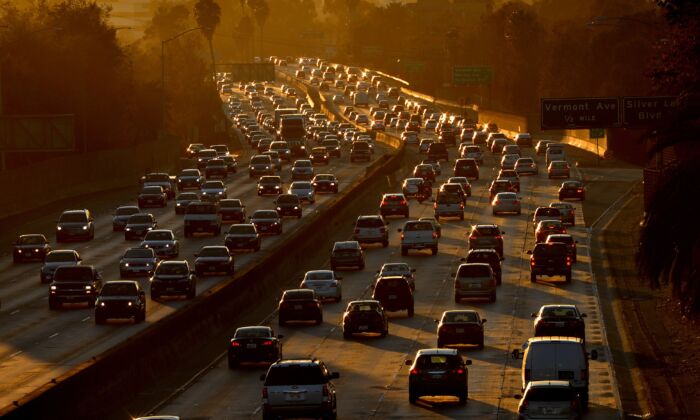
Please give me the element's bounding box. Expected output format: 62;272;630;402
247;0;270;57
193;0;221;79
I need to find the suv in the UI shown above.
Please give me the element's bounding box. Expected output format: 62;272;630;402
453;263;497;303
372;276;414;317
379;193;409;218
352;215;389;247
532;206;562;232
468;224;505;258
427;142;449;162
249;154;274;178
56;209;95;242
406;349;471;404
398;220;438;256
342;300;389;338
546;233;578;262
278;289;323;325
94;280;146;324
184;201;221;237
465;248;502;285
330;241;365;270
260;359;339;420
274;194;302;218
350;141;371;162
517;381;582;420
49;265;102;309
528;242;572;283
434;193;464;221
453;158;479;180
13;234;51;263
149;260;197;300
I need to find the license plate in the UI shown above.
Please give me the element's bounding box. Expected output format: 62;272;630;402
456;328;465;333
554;322;565;327
359;325;369;331
166;288;174;292
543;407;560;415
209;265;216;271
285;393;303;401
246;343;257;349
260;226;268;231
388;294;397;300
294;304;303;310
469;283;481;289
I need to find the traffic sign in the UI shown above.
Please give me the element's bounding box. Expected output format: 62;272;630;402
453;66;493;85
403;61;426;73
541;97;619;130
589;128;605;138
622;96;679;127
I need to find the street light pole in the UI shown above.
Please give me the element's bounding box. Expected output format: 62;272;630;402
160;27;201;134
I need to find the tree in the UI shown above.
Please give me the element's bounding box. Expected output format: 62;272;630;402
247;0;269;57
194;0;221;79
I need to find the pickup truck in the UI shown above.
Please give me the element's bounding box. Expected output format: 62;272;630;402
184;201;221;237
49;265;102;309
140;172;177;198
398;220;438;256
528;242;572;283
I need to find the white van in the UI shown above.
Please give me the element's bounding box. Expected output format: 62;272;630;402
545;143;566;166
512;336;597;408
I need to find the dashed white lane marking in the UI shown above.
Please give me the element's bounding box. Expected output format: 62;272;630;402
49;332;59;339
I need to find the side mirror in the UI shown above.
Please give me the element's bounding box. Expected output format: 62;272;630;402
331;372;340;379
581;313;587;317
259;374;266;381
277;334;284;339
465;360;472;366
501;231;506;234
433;319;439;324
531;312;537;317
511;349;521;359
482;319;487;323
590;350;598;360
397;228;402;233
460;257;466;262
526;250;532;255
404;359;412;366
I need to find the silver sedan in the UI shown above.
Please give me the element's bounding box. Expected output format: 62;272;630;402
515;157;539;175
300;270;342;302
288;181;316;203
492;192;521;215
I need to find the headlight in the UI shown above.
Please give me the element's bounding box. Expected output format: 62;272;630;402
85;285;92;290
123;262;129;267
126;227;131;231
50;285;57;290
276;207;282;211
176;203;182;206
100;302;106;307
274;186;280;189
294;206;299;210
147;227;153;230
17;249;22;253
218;191;223;195
330;182;335;186
82;225;89;230
57;226;62;231
259;186;264;189
265;166;270;169
127;301;133;306
165;244;171;248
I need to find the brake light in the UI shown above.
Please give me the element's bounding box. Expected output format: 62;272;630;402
410;368;419;375
400;233;405;240
459;203;464;209
400;200;407;206
231;341;241;347
262;386;268;398
577;189;583;192
433;202;437;209
566;256;572;266
494;200;500;205
262;340;273;346
456;368;465;375
432;232;438;239
469;235;477;240
495;235;502;240
581;369;588;380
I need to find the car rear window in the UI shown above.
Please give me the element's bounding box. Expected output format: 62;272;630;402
357;218;384;228
457;264;491;277
535;208;561;217
228;225;256;234
467;252;498;264
404;222;433;231
45;251;76;262
526;387;575;402
443;312;478;323
534;243;567;256
417;355;461;369
541;307;577;318
437;194;462;204
265;365;326;386
474;226;499;236
284;290;315;300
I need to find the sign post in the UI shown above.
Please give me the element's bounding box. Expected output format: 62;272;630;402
589;128;605;166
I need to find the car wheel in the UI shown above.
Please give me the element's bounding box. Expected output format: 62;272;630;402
382;239;389;248
408;305;414;317
409;391;418;404
530;273;537;283
401;247;408;256
489;291;496;303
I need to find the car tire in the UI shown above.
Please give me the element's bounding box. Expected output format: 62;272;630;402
460;213;464;221
431;246;438;256
409;391;418;404
565;272;572;283
478;337;485;349
530;272;537;283
408;305;415;317
459;390;468;405
401;247;408;256
489;291;496;303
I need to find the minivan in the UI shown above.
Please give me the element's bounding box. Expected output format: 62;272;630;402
453;263;496;303
546;144;566;166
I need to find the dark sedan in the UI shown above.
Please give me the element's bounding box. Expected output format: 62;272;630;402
312;174;339;193
436;310;486;349
13;234;51;263
559;180;586;201
219;199;246;223
342;300;388;338
532;304;586;342
227;326;283;369
194;245;234;276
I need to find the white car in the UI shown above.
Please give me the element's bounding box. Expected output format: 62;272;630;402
515;157;538;175
300;270;342;302
401;131;418;144
492;192;521;215
288;181;316;203
424;119;438;130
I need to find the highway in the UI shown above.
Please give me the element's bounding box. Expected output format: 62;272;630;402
0;83;390;408
153;87;621;418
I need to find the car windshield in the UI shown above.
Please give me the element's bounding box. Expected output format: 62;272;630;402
291;182;312;189
101;283;137;296
294;161;312;168
181;170;199;176
526;387;575;402
235;328;272;339
228;225;256;235
203;182;223;189
198;247;229;257
124;248;153;258
115;207;138;216
142;186;162;194
128;215;152;224
265;365;327;386
59;213;86;223
54;267;93;282
251;156;270;164
306;272;333;280
145;231;173;241
18;236;45;245
443;312;478;323
45;252;75;262
277;195;298;204
357;218;384;228
315;175;334;182
253;211;278;219
178;193;199;200
220;200;242;208
157;264;188;275
563;182;581;188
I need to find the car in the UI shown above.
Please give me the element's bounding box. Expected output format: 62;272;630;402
350;214;388;247
516;380;583;420
262;151;282;171
40;249;81;283
549;201;576;226
528;242;572;283
491;138;508;153
472;131;488;145
218;199;246;223
502;144;521;157
468;224;505;258
300;270;342;302
546;233;578;263
183;201;221;237
372;275;414;317
228;326;283;368
210;143;229;157
418;139;434;154
398;219;439;256
225;223;261;252
546;145;567;166
140;229;179;259
311;174;338;194
149;260;196;300
175;192;200;214
424;119;438;130
259;359;339;419
349;141;371;162
379;193;409;218
291;159;314;180
548;160;571;179
200;180;227;201
460;145;483;164
249;154;274;178
402;177;425;199
406;348;471;404
436;310;486;348
376;262;416;291
489;179;515;200
221;155;238;173
371;120;385;131
194;245;234;276
498;169;521;192
309;147;330;165
500;153;520;170
119;247;157;278
177;168;204;190
427;142;449;162
278;289;323;325
124;213;157;240
342;300;388;338
492;192;521;215
514;132;533;147
269;141;291;161
454;158;479;180
535;220;567;243
559;180;586;201
275;194;303;218
434;192;465;221
321;139;341;158
48;265;102;309
438;183;467;204
94;280;146;324
141;172;176;198
401;131;419;144
465;248;502;285
535;140;554;155
186;143;205;158
330;241;365;270
13;234;51;263
453;262;497;303
249;209;283;235
422;159;442;176
533;206;563;231
112;205;140;231
514;157;538;175
56;209;95;242
413;164;436;182
486;132;507;148
285;181;314;203
205;158;228;179
532;304;586;342
447;176;472;196
257;175;283;196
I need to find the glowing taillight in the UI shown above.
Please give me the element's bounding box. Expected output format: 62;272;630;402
433;202;437;209
456;368;465;375
231;341;241;347
322;384;330;396
495;235;502;240
566;257;572;266
400;233;405;240
577;189;583;192
530;259;536;266
410;368;419;375
432;232;438;239
262;340;273;346
400;200;407;206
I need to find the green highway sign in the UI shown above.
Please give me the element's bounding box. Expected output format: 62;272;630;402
0;115;75;152
589;128;605;138
403;61;426;73
453;66;493;85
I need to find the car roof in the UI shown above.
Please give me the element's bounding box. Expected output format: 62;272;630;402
271;359;321;368
468;248;498;254
236;325;272;333
540;304;578;311
306;270;334;276
528;336;584;344
104;280;139;287
334;241;360;248
527;380;572;389
415;348;459;357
